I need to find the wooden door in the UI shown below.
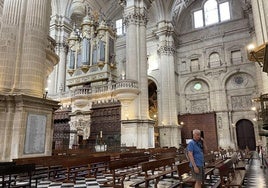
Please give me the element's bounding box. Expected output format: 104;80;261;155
236;119;256;150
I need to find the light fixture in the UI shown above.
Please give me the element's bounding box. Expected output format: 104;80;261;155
247;42;268;72
43;88;48;99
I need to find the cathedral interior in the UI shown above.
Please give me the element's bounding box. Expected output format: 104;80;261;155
0;0;268;163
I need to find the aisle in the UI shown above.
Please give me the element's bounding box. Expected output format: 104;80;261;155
244;152;268;188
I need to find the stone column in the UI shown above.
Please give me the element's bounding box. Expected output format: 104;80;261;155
124;0;150;119
49;11;72;94
0;0;60;161
154;21;181;148
56;43;68;93
117;0;155;148
251;0;268;150
0;0;52;97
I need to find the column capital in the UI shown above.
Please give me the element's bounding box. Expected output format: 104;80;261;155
157;45;175;56
56;42;68;52
124;11;148;27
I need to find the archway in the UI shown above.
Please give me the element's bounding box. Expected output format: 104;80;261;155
148;79;158;147
236;119;256;150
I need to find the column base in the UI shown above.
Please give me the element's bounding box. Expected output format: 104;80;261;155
121;119;155;148
158;125;181;148
0;94;59;161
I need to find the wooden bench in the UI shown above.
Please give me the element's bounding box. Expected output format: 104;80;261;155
0;163;35;188
60;155;110;183
13;155;67;185
230;152;246;170
216;159;246;187
170;160;218;188
119;151;149;159
107;155;150;188
204;153;225;168
138;157;176;188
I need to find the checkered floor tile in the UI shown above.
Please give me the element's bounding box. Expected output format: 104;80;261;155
37;173;220;188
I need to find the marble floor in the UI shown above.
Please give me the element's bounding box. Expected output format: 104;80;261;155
36;153;268;188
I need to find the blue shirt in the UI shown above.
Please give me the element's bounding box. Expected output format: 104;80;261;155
187;139;204;167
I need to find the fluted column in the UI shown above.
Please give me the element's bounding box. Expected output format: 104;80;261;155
124;0;151;119
49;7;71;94
155;21;180;147
155;22;178;126
118;0;155;149
0;0;52;97
251;0;268;93
56;43;68;93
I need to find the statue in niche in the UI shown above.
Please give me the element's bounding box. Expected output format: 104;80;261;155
217;117;222;129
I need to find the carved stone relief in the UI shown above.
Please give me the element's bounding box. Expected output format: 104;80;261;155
231;95;252;110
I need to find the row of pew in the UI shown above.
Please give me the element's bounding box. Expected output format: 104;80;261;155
0;147;252;187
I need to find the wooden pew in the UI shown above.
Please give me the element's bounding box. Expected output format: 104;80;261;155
216;159;246;187
230;152;246;170
13;155;67;185
139;157;176;188
119;151;148;159
107;155;150;188
57;155;111;183
0;163;35;188
204;153;225;168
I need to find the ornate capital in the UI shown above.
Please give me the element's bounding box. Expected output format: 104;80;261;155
56;42;68;52
124;12;148;27
157;45;175;55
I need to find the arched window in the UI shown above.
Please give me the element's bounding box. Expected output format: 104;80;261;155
204;0;219;26
193;0;230;28
209;52;221;68
116;19;125;36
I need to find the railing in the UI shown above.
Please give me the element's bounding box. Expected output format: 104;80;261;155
73;79;139;97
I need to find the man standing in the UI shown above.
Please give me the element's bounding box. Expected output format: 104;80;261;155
187;129;206;188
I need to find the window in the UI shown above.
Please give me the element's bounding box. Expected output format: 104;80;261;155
194;82;202;90
231;50;242;64
116;19;125;36
219;2;230;21
190;59;200;72
193;0;230;28
209;52;221;68
194;10;204;28
204;0;219;26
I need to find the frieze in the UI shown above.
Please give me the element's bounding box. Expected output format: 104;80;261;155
231;95;252;110
191;99;208;113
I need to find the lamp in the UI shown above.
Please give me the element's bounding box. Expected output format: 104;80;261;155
247;42;268;73
43;88;48;99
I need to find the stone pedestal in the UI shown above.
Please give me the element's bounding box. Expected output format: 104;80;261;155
158;125;181;148
121;119;155;148
0;94;59;161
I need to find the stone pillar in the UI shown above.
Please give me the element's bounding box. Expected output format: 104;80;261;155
0;0;52;97
0;0;60;161
124;0;150;119
56;43;68;93
251;0;268;148
49;11;72;94
154;21;181;148
116;0;155;148
251;0;268;93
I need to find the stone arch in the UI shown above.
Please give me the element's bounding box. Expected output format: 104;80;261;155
183;78;211;113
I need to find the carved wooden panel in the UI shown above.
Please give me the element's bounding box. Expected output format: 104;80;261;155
90;100;121;146
53;109;71;149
